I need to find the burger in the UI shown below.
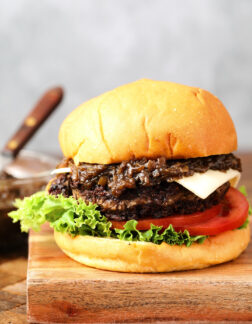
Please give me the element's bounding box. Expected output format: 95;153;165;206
9;79;250;272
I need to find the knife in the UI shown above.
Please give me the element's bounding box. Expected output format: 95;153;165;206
0;87;64;176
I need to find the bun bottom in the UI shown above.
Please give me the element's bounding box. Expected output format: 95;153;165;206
54;225;250;273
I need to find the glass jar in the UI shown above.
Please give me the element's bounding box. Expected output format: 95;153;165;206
0;150;59;252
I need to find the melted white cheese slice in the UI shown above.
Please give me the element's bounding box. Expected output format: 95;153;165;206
175;169;241;199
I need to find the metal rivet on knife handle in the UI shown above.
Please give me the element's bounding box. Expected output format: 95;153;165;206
25;117;37;127
8;140;18;150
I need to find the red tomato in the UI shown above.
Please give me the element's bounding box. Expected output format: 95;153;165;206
112;204;222;229
111;188;249;236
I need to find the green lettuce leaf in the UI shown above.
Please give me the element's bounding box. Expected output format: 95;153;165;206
8;191;207;246
9;191;112;237
114;220;207;247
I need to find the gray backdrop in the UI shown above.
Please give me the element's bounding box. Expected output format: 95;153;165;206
1;0;251;156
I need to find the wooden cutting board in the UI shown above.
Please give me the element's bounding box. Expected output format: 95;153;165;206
27;222;252;323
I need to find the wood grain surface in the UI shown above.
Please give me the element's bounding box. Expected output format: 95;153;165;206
1;153;252;324
0;249;27;324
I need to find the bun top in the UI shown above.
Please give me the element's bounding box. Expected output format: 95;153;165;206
59;79;237;164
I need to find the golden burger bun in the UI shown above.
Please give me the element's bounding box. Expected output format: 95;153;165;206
59;79;237;164
54;225;250;273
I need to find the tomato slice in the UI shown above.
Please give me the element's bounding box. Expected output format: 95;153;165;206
111;188;249;236
111;204;222;229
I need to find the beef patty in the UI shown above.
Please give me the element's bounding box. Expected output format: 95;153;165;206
48;154;240;220
72;182;230;221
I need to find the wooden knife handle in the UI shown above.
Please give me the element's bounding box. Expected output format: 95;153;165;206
3;87;64;158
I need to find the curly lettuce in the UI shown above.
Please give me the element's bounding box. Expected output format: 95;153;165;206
9;191;207;247
114;220;207;247
9;192;112;237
